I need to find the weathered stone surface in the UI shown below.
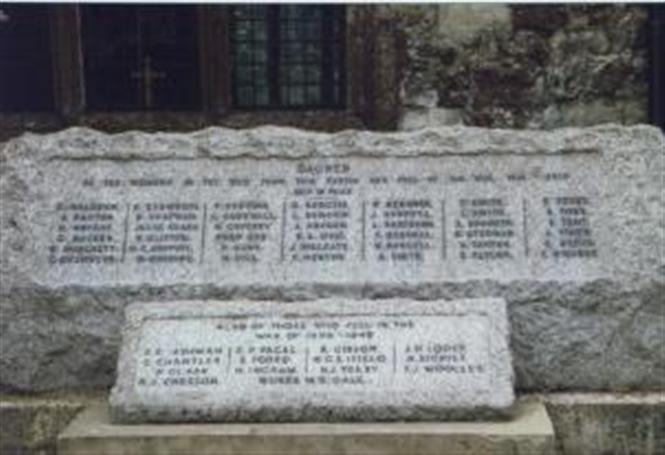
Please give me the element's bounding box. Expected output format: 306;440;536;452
436;4;512;44
399;107;463;131
0;395;89;455
545;393;665;455
110;298;513;423
397;4;649;128
61;399;554;455
1;125;663;393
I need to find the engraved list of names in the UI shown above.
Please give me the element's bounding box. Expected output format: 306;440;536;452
42;155;603;285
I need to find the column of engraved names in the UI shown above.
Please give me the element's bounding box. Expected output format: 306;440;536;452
226;320;301;386
454;198;517;260
402;341;484;375
210;201;277;263
542;196;597;259
369;197;436;262
307;319;389;386
48;202;124;265
136;345;226;388
286;162;358;262
126;202;204;264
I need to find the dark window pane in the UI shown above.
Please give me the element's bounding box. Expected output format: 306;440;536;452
253;25;267;42
304;66;320;83
304;43;321;61
255;86;269;106
305;86;320;105
237;87;253;107
0;5;54;111
234;21;252;42
230;6;270;108
304;22;321;40
285;87;304;106
233;5;265;20
81;6;200;111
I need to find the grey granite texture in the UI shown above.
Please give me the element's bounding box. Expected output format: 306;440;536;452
1;124;663;393
109;298;513;423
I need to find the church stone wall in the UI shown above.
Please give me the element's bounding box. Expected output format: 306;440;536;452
0;4;652;140
393;4;649;130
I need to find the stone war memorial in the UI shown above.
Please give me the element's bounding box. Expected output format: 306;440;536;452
1;124;664;454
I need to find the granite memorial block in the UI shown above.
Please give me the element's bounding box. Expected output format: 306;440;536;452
1;125;663;393
110;298;513;423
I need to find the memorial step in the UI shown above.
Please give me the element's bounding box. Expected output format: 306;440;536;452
58;398;555;455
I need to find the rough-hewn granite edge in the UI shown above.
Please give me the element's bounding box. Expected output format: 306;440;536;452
2;123;663;293
2;123;663;162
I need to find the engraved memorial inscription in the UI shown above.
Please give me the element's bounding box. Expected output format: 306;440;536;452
110;298;513;423
369;199;436;262
542;196;598;259
134;313;490;392
211;201;277;263
41;155;603;285
454;198;517;261
48;202;124;265
127;202;203;265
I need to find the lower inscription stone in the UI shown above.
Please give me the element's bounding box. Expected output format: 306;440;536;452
110;298;513;423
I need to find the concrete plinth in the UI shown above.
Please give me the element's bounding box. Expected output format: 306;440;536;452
58;399;555;455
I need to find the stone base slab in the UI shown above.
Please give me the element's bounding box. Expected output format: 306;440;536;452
58;398;554;455
0;394;93;455
545;392;665;455
6;393;661;455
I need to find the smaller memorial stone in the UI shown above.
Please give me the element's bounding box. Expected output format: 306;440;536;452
110;298;514;423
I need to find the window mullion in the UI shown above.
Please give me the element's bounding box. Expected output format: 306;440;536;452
268;6;280;107
321;6;334;108
337;6;347;109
